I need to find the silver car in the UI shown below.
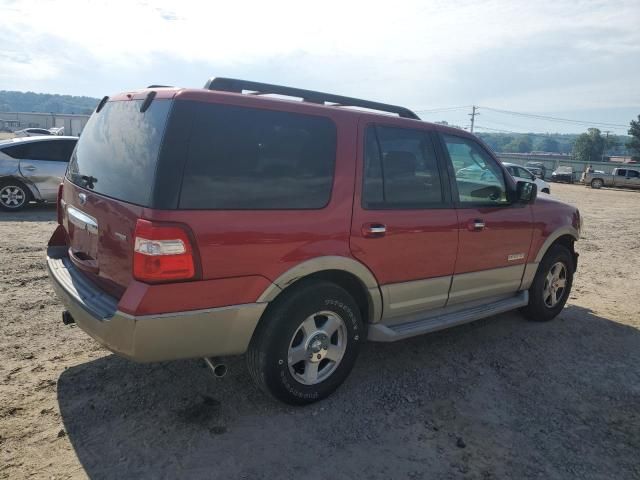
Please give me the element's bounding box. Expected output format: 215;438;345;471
0;136;77;211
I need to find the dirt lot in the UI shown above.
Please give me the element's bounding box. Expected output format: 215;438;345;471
1;184;639;479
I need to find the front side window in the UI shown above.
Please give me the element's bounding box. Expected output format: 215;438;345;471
179;103;336;209
363;125;443;209
443;134;508;206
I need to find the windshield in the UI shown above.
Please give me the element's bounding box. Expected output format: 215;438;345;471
556;166;573;174
66;99;171;206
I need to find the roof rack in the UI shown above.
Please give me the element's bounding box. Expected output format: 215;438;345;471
203;77;420;120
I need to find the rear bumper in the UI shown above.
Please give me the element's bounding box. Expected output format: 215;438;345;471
46;248;267;362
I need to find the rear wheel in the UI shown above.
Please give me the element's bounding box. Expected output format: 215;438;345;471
591;178;604;189
0;180;30;211
246;280;364;405
521;244;574;322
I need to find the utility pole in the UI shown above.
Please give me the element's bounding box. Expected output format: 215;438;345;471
601;130;610;162
469;105;478;133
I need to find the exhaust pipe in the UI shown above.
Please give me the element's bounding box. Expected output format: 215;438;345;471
62;311;75;325
204;357;227;378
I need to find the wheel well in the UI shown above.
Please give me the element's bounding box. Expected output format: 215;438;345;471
549;234;577;269
266;270;372;324
0;176;34;198
553;234;575;254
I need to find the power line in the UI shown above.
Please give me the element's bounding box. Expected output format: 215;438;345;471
479;106;629;129
414;106;470;114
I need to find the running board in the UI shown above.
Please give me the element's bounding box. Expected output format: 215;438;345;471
368;291;529;342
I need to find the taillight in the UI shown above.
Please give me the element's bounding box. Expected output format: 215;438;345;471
56;183;64;225
133;219;197;283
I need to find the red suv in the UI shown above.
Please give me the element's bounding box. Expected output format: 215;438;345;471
47;78;580;404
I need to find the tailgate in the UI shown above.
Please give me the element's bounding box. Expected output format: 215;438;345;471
62;179;142;296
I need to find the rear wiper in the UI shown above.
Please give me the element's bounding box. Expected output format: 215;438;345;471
81;175;98;189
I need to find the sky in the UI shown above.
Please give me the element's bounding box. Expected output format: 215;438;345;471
1;0;639;134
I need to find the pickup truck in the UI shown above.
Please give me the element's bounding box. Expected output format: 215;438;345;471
584;167;640;190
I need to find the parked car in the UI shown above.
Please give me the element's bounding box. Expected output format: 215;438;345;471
47;78;581;405
503;162;551;194
526;166;544;179
551;166;574;183
525;161;547;179
584;167;640;189
14;128;52;137
0;136;78;210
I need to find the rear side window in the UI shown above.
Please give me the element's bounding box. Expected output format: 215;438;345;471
1;140;76;161
67;99;171;206
1;144;27;159
178;103;336;209
363;125;444;209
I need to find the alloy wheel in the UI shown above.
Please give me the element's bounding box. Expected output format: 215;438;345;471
0;185;27;209
287;310;347;385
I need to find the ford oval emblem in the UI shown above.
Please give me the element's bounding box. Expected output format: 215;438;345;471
78;193;87;205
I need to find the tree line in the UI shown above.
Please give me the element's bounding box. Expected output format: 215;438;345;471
476;120;640;163
0;90;98;115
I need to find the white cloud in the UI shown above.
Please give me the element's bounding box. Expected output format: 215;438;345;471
0;0;638;130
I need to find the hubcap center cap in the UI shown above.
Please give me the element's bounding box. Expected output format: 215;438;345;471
307;333;329;361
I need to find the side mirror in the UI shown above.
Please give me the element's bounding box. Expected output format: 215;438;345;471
516;181;537;204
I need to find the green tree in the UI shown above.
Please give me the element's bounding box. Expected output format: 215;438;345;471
627;115;640;161
535;137;559;152
572;128;605;163
505;136;532;153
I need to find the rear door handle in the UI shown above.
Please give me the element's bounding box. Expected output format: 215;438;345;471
362;223;387;238
23;165;36;171
467;219;485;231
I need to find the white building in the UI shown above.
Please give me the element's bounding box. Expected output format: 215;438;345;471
0;112;90;136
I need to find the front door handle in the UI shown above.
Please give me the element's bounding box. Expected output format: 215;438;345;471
362;223;387;238
467;219;485;231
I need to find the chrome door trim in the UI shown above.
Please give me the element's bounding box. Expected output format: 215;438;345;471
67;206;98;235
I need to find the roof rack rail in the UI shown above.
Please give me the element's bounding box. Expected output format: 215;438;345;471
146;84;174;88
203;77;420;120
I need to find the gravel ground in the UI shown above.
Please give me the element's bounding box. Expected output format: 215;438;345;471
1;183;639;480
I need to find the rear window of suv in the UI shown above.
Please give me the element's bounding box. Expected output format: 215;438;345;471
177;102;337;209
66;99;171;206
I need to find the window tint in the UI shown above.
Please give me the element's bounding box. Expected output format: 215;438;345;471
617;169;627;176
363;126;443;209
1;144;27;159
67;99;171;206
26;140;77;162
627;170;639;178
179;103;336;209
443;134;508;205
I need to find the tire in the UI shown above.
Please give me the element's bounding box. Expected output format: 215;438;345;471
521;244;574;322
0;179;31;211
541;188;550;194
591;178;604;189
246;280;365;405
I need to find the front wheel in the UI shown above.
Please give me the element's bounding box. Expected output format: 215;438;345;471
591;178;604;189
246;281;364;405
521;244;574;322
